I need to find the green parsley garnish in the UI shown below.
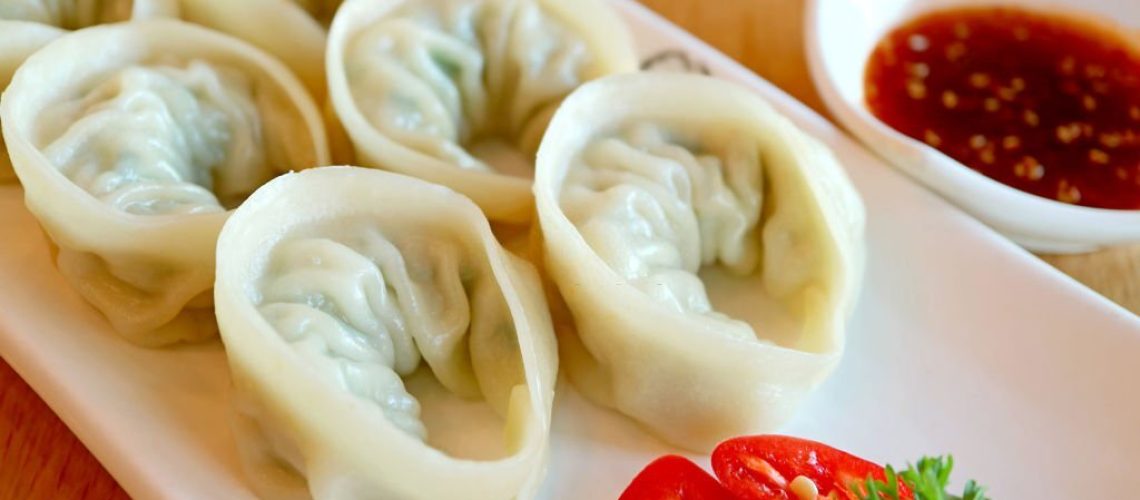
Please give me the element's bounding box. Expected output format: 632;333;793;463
852;456;989;500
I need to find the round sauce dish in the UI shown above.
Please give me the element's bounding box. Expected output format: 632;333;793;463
808;0;1140;253
866;7;1140;210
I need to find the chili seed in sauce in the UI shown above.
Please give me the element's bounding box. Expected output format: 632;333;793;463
864;6;1140;209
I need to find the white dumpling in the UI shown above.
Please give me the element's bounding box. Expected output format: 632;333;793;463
533;73;866;451
327;0;637;223
0;0;177;182
215;167;557;500
0;20;329;345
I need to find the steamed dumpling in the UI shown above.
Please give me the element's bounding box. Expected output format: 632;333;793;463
534;73;866;451
43;61;290;215
0;20;329;345
215;167;557;500
0;0;177;182
327;0;637;223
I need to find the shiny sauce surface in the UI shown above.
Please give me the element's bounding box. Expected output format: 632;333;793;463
865;7;1140;209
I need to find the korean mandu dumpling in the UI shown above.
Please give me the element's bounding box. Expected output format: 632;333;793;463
0;20;329;346
326;0;638;223
534;73;866;451
214;167;558;499
0;0;177;182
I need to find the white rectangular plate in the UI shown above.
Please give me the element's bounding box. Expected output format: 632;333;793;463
2;2;1139;498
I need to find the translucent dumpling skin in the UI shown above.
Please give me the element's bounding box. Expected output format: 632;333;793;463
215;167;557;500
0;20;329;345
533;73;866;451
42;61;279;215
0;0;178;182
327;0;637;223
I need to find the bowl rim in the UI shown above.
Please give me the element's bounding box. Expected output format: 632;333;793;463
803;0;1140;253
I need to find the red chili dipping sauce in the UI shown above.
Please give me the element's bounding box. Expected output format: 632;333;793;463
865;7;1140;209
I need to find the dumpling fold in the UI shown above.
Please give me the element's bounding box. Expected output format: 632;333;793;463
0;0;179;181
533;73;866;451
326;0;638;223
0;20;329;345
215;166;558;500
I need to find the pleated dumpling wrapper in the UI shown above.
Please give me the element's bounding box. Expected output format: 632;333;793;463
171;0;343;96
215;167;558;500
0;0;178;181
0;20;330;346
534;73;866;451
326;0;638;223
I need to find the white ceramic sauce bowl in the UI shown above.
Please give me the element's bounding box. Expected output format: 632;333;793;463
806;0;1140;253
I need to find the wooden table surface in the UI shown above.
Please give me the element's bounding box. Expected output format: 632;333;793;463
1;0;1137;498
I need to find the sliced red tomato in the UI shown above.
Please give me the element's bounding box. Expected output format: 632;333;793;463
711;435;911;500
620;455;736;500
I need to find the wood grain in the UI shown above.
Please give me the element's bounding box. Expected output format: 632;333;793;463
639;0;827;115
0;1;1136;498
1042;246;1140;313
0;357;127;500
